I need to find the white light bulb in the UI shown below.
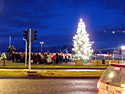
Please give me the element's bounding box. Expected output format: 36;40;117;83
80;19;82;22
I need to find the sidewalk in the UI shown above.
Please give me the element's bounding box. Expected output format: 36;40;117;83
0;60;108;69
0;60;93;66
52;62;94;66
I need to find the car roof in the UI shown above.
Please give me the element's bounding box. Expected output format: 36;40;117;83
110;63;125;67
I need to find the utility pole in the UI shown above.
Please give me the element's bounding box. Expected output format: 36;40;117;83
29;28;31;71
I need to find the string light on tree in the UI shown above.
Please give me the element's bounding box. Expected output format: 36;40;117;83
72;18;94;60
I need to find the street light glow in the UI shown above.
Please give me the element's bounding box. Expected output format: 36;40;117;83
80;18;82;22
40;42;44;44
40;42;44;52
121;46;125;50
112;31;115;34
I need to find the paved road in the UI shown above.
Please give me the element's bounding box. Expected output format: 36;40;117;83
0;78;98;94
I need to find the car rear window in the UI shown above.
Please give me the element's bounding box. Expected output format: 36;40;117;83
100;66;125;87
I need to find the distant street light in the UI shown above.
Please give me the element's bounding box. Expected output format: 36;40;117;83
121;46;125;50
112;31;115;34
104;30;125;33
40;42;44;52
121;46;125;61
104;30;125;60
104;30;125;49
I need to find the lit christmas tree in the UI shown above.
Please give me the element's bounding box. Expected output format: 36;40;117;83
72;19;94;60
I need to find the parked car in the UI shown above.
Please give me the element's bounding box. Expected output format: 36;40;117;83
97;63;125;94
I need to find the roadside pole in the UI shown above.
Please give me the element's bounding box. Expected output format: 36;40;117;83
112;54;114;60
29;28;31;71
3;58;5;66
122;54;123;61
95;54;96;60
41;44;42;52
9;36;11;47
25;40;27;66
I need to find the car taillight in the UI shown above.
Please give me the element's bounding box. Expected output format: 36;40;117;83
97;81;100;92
114;67;121;71
122;91;125;94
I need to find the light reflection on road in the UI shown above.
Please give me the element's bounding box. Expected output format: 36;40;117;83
0;78;98;94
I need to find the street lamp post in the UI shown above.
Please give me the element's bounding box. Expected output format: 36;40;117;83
40;42;44;52
23;38;27;66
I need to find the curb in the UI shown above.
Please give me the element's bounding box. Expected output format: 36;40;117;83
0;70;104;78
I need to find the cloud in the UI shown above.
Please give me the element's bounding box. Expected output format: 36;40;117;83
0;0;4;12
0;0;64;29
67;0;93;7
1;0;93;30
55;27;68;32
96;0;125;13
37;33;72;46
0;28;10;34
95;23;125;32
92;23;125;48
0;9;62;29
9;18;51;29
0;31;22;38
92;23;125;41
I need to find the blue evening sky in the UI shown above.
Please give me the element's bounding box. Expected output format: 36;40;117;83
0;0;125;51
